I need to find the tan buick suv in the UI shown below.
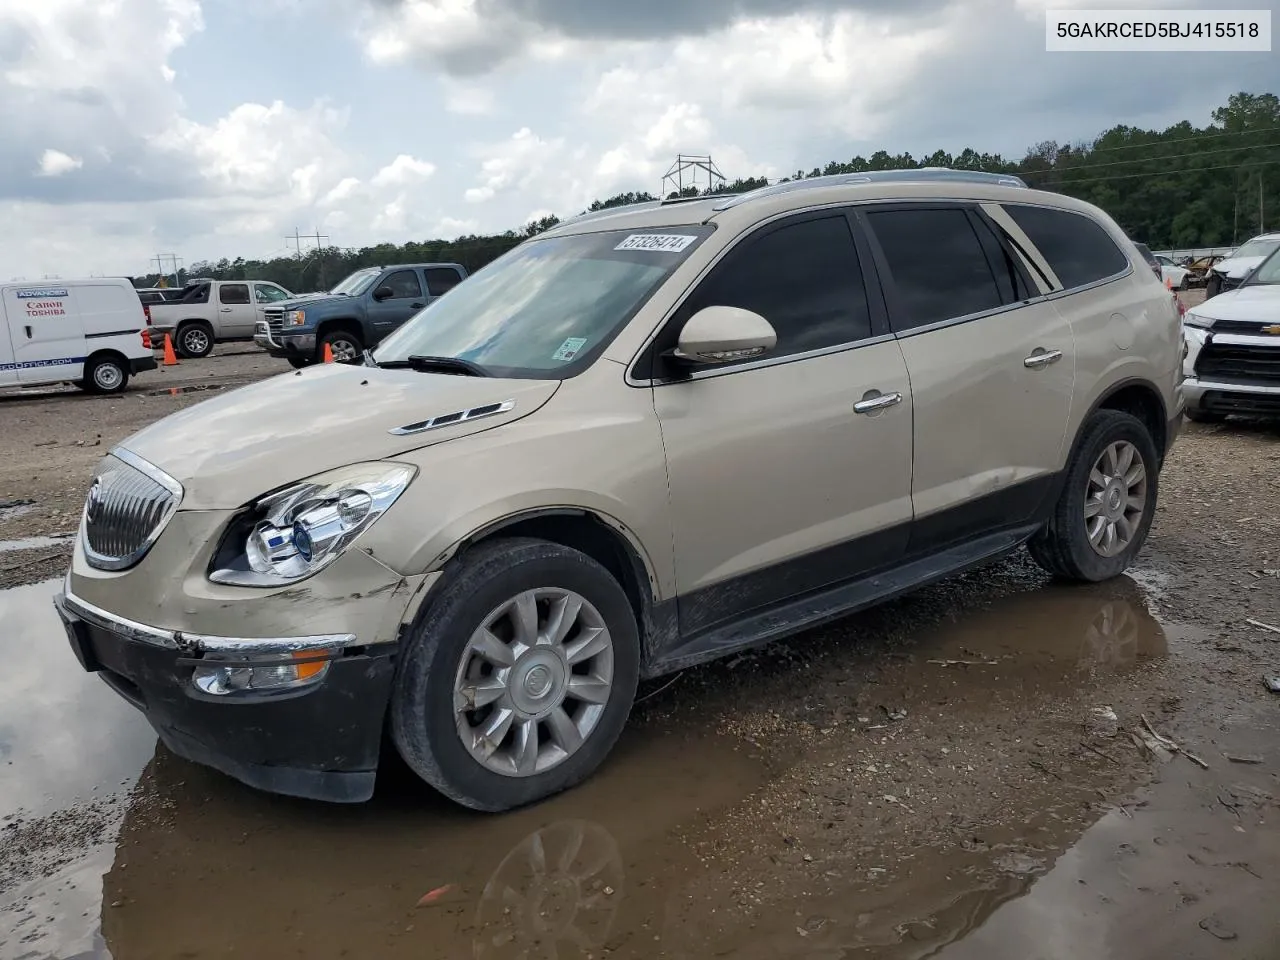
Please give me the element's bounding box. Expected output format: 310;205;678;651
54;170;1185;811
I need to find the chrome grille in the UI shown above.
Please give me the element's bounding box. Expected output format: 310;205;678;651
82;450;183;571
263;306;284;338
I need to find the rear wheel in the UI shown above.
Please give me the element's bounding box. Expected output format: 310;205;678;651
176;322;214;359
391;538;640;812
82;356;129;395
1029;410;1158;582
319;329;362;364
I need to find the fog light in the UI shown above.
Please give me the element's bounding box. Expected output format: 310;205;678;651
192;649;335;696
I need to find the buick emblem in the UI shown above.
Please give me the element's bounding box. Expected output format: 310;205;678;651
85;478;104;521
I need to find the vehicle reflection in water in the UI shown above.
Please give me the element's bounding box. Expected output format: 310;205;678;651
91;575;1171;960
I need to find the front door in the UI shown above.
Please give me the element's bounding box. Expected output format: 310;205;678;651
860;204;1075;552
252;282;292;327
366;269;427;344
4;285;85;384
0;293;20;386
650;211;915;638
216;283;258;338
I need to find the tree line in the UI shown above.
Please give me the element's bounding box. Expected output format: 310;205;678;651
140;91;1278;293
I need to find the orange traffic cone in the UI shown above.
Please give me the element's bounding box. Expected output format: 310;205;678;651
162;334;179;366
322;342;334;364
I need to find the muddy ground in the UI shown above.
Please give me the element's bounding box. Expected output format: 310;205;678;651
3;325;1280;960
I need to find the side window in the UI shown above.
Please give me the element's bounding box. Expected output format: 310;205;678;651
866;208;1003;330
680;215;872;362
219;283;250;305
1002;204;1129;289
253;283;289;303
380;270;423;300
425;267;462;297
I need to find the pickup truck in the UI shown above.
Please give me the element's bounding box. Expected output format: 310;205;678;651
254;262;467;367
148;278;298;358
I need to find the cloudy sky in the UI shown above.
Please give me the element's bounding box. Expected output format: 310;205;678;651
0;0;1273;280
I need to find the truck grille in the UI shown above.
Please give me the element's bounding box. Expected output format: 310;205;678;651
1195;342;1280;386
263;307;285;338
82;452;183;571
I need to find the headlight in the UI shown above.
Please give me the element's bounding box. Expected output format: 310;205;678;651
1183;312;1212;329
284;309;306;326
209;462;416;587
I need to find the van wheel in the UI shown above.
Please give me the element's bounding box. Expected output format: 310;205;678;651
1029;410;1158;582
319;329;362;363
83;356;129;395
391;538;640;812
176;322;214;359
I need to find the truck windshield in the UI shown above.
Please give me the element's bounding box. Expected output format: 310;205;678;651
1231;238;1280;261
1244;248;1280;285
372;226;713;379
329;268;380;297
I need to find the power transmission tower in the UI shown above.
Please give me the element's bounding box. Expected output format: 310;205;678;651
286;227;331;257
661;154;726;198
152;253;182;287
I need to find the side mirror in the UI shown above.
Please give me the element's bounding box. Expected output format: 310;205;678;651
372;286;394;301
672;306;777;366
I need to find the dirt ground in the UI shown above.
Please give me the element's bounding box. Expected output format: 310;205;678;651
3;323;1280;960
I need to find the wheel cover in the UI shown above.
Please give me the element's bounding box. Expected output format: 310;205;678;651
453;588;614;778
1084;440;1148;558
329;338;359;361
183;328;210;354
93;363;123;390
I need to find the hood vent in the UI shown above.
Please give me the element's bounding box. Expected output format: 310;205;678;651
389;399;516;436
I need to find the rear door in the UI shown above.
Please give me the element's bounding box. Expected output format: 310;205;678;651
5;284;86;384
860;203;1075;553
216;283;257;338
365;269;427;343
424;266;464;303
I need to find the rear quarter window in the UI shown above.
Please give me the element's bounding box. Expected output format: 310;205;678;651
1002;204;1130;289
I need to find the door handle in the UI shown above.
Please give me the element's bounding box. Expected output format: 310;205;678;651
1024;348;1063;369
220;307;233;312
24;326;32;339
853;390;903;415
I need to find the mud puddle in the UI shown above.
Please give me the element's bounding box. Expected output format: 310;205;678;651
2;567;1277;959
143;383;227;398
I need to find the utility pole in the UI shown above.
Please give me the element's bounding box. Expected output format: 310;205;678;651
1261;175;1266;234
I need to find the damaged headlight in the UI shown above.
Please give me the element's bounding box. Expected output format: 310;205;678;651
209;462;416;587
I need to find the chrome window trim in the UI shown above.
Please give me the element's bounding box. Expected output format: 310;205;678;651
60;589;357;653
81;448;184;572
985;200;1138;297
980;202;1061;291
388;399;516;436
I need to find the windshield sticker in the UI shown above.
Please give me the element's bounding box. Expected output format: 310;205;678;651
552;337;588;362
614;234;698;253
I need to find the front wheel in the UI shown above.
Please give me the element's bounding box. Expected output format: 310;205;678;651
391;538;640;812
1205;274;1222;299
319;329;362;364
1029;410;1159;582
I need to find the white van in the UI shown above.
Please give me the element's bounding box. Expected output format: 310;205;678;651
0;279;157;394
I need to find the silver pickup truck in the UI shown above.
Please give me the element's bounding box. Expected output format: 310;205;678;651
147;279;298;358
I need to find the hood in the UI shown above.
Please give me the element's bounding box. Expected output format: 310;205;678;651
274;293;348;311
1212;255;1266;279
118;363;560;509
1186;284;1280;324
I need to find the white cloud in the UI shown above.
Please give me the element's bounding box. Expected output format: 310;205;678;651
37;149;83;177
442;78;497;116
464;126;566;204
371;153;437;186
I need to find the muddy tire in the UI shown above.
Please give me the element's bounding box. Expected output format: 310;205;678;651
1029;410;1159;583
391;538;640;812
176;322;214;359
319;329;362;364
81;356;129;395
1204;274;1222;299
1185;407;1226;425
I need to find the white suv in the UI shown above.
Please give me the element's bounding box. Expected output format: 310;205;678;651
56;170;1184;811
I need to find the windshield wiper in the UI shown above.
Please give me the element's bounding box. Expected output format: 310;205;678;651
378;355;490;377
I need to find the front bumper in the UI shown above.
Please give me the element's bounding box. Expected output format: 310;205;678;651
54;589;396;802
1182;377;1280;417
254;321;315;358
1183;327;1280;417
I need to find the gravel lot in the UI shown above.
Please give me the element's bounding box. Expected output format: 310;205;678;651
3;318;1280;959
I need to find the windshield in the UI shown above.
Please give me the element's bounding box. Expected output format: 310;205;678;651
329;268;380;297
372;226;713;378
1244;247;1280;285
1231;238;1280;260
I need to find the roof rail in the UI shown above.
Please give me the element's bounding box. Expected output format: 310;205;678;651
556;200;666;229
710;168;1028;212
